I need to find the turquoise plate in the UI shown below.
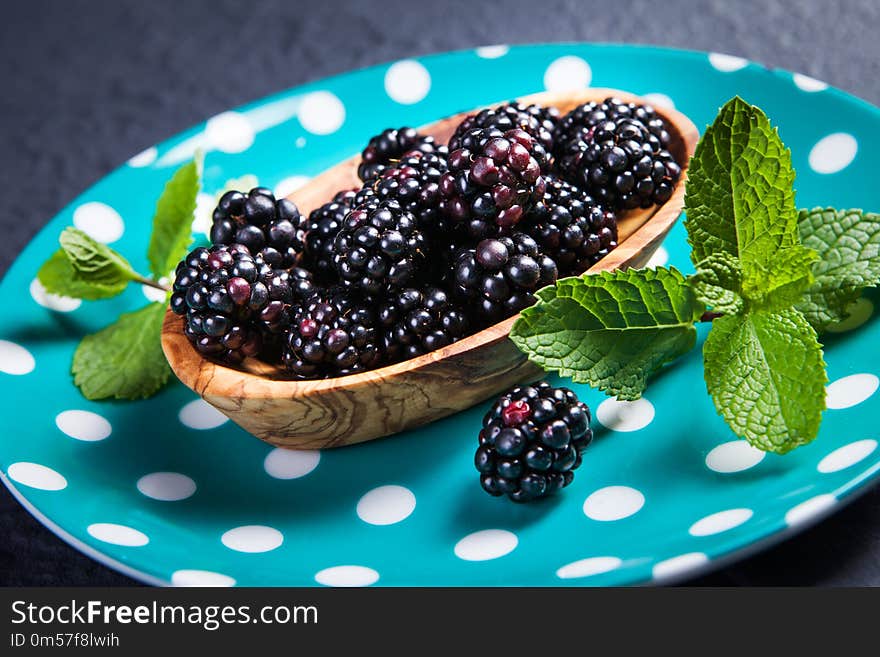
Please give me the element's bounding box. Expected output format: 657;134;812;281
2;44;879;586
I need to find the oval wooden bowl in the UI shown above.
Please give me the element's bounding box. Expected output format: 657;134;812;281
162;88;699;449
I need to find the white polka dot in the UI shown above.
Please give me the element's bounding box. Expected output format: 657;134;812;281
179;399;229;429
688;508;753;536
645;246;669;268
705;440;766;473
476;45;509;59
817;439;878;474
7;462;67;491
384;60;431;105
708;53;748;72
56;410;112;442
809;133;858;174
583;485;645;521
454;529;518;561
87;523;149;547
127;146;158;167
793;73;829;92
141;277;169;303
652;552;709;581
298;91;345;135
263;448;320;480
826;373;879;409
827;298;873;333
171;569;236;587
596;397;654;432
274;175;311;199
29;278;81;312
356;485;416;525
784;494;836;527
543;56;592;92
295;136;307;148
0;340;35;375
73;202;124;243
205;111;255;153
556;556;622;579
314;565;379;587
641;93;675;109
191;192;215;237
221;525;283;553
137;472;197;501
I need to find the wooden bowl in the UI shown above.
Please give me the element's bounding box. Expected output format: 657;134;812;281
161;88;699;449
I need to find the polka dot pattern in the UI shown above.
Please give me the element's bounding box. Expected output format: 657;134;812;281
73;202;124;243
356;485;416;525
543;56;591;91
205;111;255;153
556;556;622;580
384;60;431;104
56;410;112;442
274;175;311;199
137;472;197;502
595;397;655;432
809;133;858;173
784;495;836;527
705;440;766;473
817;439;877;474
7;462;67;491
30;278;81;312
652;552;709;581
179;399;229;430
221;525;283;553
0;340;35;375
793;73;828;92
127;146;158;167
454;530;518;561
688;508;753;536
475;45;509;59
88;523;149;547
263;448;320;480
298;91;345;135
642;93;675;109
171;569;236;587
583;486;645;521
708;53;748;72
315;565;379;587
825;373;879;409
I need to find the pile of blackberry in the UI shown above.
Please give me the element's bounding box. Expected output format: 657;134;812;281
171;96;679;382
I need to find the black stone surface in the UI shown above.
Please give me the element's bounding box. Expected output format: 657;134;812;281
1;0;879;586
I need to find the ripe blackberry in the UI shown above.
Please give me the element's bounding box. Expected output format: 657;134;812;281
449;102;559;157
439;128;547;239
305;189;357;281
450;233;558;325
332;199;430;296
524;176;618;275
256;264;318;337
170;244;268;364
475;381;592;502
554;98;681;210
357;127;439;182
210;187;307;268
281;290;381;379
377;287;470;363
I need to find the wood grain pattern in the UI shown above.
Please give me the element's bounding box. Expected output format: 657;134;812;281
161;88;700;449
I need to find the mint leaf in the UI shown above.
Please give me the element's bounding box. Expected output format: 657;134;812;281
147;157;201;279
741;245;818;311
37;249;127;300
72;302;171;400
796;207;880;331
684;97;798;285
510;267;703;400
689;252;743;314
57;227;139;295
703;308;826;453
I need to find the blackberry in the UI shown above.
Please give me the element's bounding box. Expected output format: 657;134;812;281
210;187;307;268
281;290;381;379
554;98;681;210
450;233;557;325
377;287;470;363
475;381;592;502
439;127;547;240
357;127;439;182
304;189;357;281
449;102;559;157
332;199;430;296
524;176;618;275
170;244;268;364
256;264;318;338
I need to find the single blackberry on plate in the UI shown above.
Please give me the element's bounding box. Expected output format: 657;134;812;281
450;233;557;326
170;244;268;364
357;127;439;182
332;199;430;296
377;286;470;363
304;189;358;281
281;290;381;379
524;176;618;275
210;187;307;268
449;102;559;158
475;381;592;503
439;127;547;239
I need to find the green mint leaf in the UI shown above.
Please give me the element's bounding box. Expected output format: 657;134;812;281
37;249;127;300
795;207;880;331
147;157;201;279
684;97;798;286
510;267;703;400
57;227;139;296
689;252;744;314
703;308;826;453
741;245;818;311
72;302;171;400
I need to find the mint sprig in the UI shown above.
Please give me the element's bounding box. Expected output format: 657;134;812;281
36;158;201;400
512;97;880;454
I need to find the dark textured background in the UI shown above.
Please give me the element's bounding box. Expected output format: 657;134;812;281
2;0;879;586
